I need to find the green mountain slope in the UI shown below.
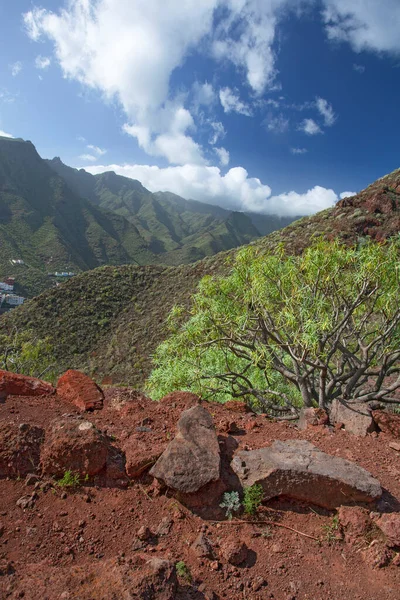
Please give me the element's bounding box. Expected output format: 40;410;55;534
2;167;398;386
46;158;266;258
0;136;158;295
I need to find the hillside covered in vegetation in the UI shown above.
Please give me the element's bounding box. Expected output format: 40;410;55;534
1;167;399;387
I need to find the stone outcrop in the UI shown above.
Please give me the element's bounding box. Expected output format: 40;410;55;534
330;399;376;436
0;370;54;401
41;415;109;478
123;438;166;479
150;405;220;493
232;439;382;509
57;370;104;411
0;422;44;478
372;410;400;438
298;407;329;430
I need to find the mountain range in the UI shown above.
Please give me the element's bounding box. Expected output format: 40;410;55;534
1;165;398;387
0;135;293;297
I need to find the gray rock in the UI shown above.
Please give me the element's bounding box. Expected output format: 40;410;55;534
150;405;220;493
232;439;381;509
330;399;377;436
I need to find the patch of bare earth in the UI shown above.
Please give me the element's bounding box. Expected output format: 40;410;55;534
0;388;399;599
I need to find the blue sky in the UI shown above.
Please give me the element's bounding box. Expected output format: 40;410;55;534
0;0;399;216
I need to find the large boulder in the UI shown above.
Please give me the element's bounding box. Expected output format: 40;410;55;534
330;399;376;436
41;415;109;478
57;370;104;411
150;405;220;493
372;410;400;439
232;439;381;509
0;370;54;401
0;422;44;478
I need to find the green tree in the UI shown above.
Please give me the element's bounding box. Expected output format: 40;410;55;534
0;328;57;382
147;239;400;417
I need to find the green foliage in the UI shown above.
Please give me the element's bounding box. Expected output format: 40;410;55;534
0;328;57;382
243;484;264;516
56;470;83;488
220;491;241;520
175;561;192;582
148;238;400;413
322;515;341;544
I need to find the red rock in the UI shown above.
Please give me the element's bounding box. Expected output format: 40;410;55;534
0;370;54;400
372;410;400;439
375;513;400;547
123;438;166;479
338;506;372;545
220;537;249;565
57;370;104;411
298;407;329;430
0;422;44;478
191;532;214;559
389;442;400;452
41;415;109;478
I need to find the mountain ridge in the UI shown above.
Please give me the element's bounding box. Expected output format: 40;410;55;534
2;165;398;387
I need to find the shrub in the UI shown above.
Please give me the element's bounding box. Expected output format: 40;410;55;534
56;470;83;488
147;239;400;417
0;328;57;382
220;491;241;520
243;484;264;516
175;561;191;582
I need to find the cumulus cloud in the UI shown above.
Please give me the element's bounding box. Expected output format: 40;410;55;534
214;147;230;166
10;62;22;77
298;118;323;135
35;55;51;69
0;129;13;138
315;97;336;127
322;0;400;55
192;81;216;109
82;162;345;217
219;87;252;116
340;191;357;199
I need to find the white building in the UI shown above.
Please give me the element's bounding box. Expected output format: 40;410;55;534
0;282;13;291
4;294;24;306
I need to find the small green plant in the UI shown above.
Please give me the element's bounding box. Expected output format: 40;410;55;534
176;561;192;582
220;491;241;520
243;483;264;516
322;515;341;544
56;470;82;488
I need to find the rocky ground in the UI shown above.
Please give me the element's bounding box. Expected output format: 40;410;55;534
1;371;400;599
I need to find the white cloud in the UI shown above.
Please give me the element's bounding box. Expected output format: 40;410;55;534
323;0;400;55
79;154;97;162
340;191;357;199
290;147;307;155
87;144;107;156
0;129;13;138
209;121;226;145
219;87;252;116
353;63;365;73
315;97;336;127
192;81;216;108
214;147;230;166
82;161;343;217
35;55;51;69
266;114;289;134
298;118;323;135
268;186;339;216
10;62;22;77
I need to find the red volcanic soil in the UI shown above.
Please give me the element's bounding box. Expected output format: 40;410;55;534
0;388;400;600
